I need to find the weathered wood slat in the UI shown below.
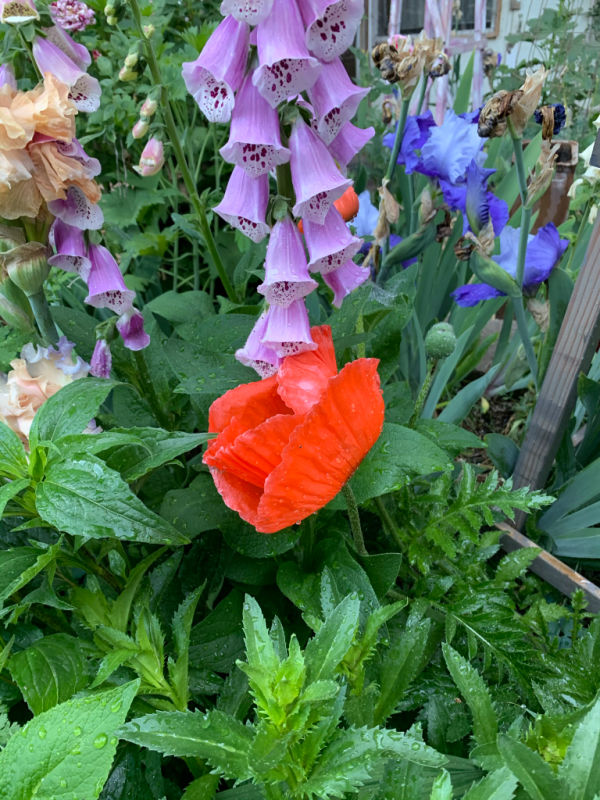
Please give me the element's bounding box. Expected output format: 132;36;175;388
512;215;600;528
498;522;600;612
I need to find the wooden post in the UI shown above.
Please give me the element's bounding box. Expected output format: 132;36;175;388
512;213;600;526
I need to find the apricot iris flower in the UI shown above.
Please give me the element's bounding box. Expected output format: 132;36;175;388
204;325;384;533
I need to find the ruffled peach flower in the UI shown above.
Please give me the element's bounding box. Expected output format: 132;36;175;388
28;137;101;203
0;337;88;443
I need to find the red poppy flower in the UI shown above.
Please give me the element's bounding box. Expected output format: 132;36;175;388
298;186;360;234
203;325;384;533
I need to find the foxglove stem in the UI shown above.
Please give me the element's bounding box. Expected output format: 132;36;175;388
126;0;239;303
341;482;367;556
276;162;295;205
28;288;59;345
384;97;410;183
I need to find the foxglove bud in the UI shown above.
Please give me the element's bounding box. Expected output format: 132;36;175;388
132;118;149;139
119;66;138;81
3;243;50;297
90;338;112;378
143;23;154;37
140;97;157;119
133;137;164;176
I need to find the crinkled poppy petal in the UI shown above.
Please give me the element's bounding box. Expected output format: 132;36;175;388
208;374;289;433
209;413;303;488
276;325;337;414
256;357;384;532
210;467;263;528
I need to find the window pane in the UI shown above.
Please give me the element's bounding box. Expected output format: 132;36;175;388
379;0;497;37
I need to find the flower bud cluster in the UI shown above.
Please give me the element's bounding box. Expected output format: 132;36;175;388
183;0;374;377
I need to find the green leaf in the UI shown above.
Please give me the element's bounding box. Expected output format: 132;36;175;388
453;50;475;114
497;735;566;800
442;644;497;746
430;770;453;800
189;591;244;673
29;378;116;450
0;679;139;800
0;544;59;608
181;775;220;800
35;455;188;544
462;768;518;800
145;290;214;325
0;421;28;478
104;428;211;481
438;366;501;424
558;694;600;800
119;710;253;780
161;473;235;540
304;594;360;683
242;594;279;675
8;634;87;714
494;548;540;585
169;588;203;708
0;477;29;515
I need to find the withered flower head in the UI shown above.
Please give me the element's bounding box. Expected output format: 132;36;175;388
482;48;500;78
454;236;475;260
510;67;548;136
477;67;548;139
477;89;520;138
526;139;559;207
534;103;566;141
371;35;425;95
429;52;451;79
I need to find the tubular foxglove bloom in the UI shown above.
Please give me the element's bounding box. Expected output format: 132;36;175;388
32;37;100;112
54;136;101;177
213;167;270;243
48;185;104;229
133;137;164;176
323;259;369;307
328;121;375;168
220;0;273;25
252;0;321;109
45;25;91;69
452;223;569;307
289;116;351;224
303;205;362;274
85;243;135;313
307;57;368;144
257;218;318;306
116;308;150;351
261;298;317;356
220;74;290;177
0;64;17;89
182;15;249;123
419;110;483;184
90;338;112;378
299;0;363;62
0;0;38;24
48;217;91;279
235;311;281;377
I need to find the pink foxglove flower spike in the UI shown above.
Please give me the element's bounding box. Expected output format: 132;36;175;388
182;15;249;124
252;0;321;109
213;167;270;243
235;311;281;377
257;218;318;306
220;0;273;25
48;185;104;230
299;0;363;62
323;260;369;307
32;37;100;112
220;73;290;177
308;57;368;144
116;308;150;351
261;298;317;357
85;243;135;314
303;206;362;275
328;121;375;168
289;116;351;224
48;217;91;280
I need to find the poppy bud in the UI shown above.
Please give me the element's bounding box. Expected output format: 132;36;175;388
425;322;457;360
3;243;50;297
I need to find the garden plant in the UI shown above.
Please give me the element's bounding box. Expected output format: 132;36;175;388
1;0;600;798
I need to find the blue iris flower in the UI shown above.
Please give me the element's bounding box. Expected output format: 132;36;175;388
382;111;436;174
418;110;484;184
440;160;509;236
452;223;569;307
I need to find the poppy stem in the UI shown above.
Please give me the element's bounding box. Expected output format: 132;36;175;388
341;483;367;556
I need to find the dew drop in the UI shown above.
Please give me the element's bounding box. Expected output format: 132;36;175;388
73;726;82;737
93;733;108;749
38;726;47;739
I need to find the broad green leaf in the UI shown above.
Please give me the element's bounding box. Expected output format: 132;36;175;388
304;594;360;683
438;366;501;424
0;679;139;800
0;421;28;478
104;428;211;481
161;474;236;539
497;734;566;800
442;644;497;746
462;768;518;800
430;770;453;800
8;633;87;714
119;710;253;780
0;477;29;515
29;378;116;450
35;455;188;544
145;290;214;324
558;694;600;800
0;544;59;608
189;590;244;673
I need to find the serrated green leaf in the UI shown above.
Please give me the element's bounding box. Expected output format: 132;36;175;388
494;548;540;585
29;378;117;451
497;734;566;800
35;455;188;544
119;710;253;780
462;768;518;800
8;634;87;714
181;775;220;800
442;644;498;746
558;693;600;800
304;594;360;683
242;594;279;675
0;679;139;800
0;544;59;608
430;770;453;800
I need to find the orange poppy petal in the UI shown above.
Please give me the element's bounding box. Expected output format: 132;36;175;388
207;413;303;488
208;375;288;432
256;358;384;533
276;325;338;414
210;467;262;528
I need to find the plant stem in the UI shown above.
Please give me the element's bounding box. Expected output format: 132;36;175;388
415;75;428;115
28;289;59;345
409;357;435;426
127;0;239;303
341;483;367;556
513;298;538;387
374;496;403;548
385;97;411;183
